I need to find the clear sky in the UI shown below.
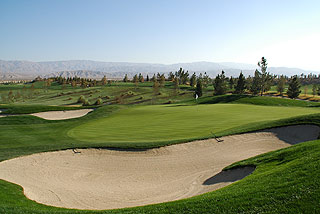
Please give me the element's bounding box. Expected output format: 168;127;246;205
1;0;320;70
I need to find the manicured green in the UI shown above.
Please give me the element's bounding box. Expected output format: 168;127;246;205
69;103;320;145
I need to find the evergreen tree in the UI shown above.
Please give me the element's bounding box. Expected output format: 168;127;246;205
213;71;228;95
234;72;246;94
229;77;235;90
277;75;286;96
160;74;166;87
138;73;144;82
101;75;107;85
250;70;261;95
195;79;203;98
257;57;272;96
312;84;317;97
146;75;149;82
123;74;128;82
190;73;197;88
287;76;301;99
133;74;139;87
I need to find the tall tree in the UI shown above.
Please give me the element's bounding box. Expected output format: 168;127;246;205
213;71;228;95
277;75;286;96
257;57;272;96
287;76;301;99
250;70;261;95
234;72;246;94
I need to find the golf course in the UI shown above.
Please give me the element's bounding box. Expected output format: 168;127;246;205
1;79;320;213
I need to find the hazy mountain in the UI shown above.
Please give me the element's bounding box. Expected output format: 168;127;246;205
0;60;318;80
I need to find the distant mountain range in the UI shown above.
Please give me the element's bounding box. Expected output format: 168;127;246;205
0;60;318;80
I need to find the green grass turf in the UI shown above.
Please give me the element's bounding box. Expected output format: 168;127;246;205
1;95;320;213
0;132;320;213
196;94;320;107
68;103;320;145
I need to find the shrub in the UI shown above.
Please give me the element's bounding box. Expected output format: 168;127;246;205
95;98;103;105
77;95;86;104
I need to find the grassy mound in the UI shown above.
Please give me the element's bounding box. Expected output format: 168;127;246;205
68;103;320;145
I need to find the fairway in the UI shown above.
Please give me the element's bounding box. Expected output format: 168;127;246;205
68;104;320;144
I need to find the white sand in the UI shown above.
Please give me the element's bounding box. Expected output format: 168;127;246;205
0;125;318;210
31;109;93;120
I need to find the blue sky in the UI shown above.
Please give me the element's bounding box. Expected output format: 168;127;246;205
1;0;320;70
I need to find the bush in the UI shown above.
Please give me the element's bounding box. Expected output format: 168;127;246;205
95;98;103;105
77;95;86;104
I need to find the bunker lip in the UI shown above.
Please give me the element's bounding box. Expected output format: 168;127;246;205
30;109;93;120
0;125;318;210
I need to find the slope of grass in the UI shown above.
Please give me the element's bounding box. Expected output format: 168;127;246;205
0;136;319;213
197;94;320;107
68;103;320;146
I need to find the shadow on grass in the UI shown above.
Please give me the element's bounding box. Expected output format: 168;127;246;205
203;166;255;185
198;94;252;104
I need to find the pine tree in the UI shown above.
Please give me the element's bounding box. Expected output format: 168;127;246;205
277;75;286;96
190;73;197;88
312;84;317;97
123;74;128;82
257;57;272;96
234;72;246;94
213;71;228;95
133;74;139;87
195;79;203;98
287;76;301;99
101;76;107;85
146;75;149;82
250;70;261;95
229;77;234;90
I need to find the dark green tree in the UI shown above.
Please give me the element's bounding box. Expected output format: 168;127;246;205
234;72;246;94
190;72;197;88
277;75;286;96
213;71;228;95
229;76;235;90
195;79;203;98
257;57;272;96
133;74;139;87
250;70;261;95
123;74;128;82
287;76;301;99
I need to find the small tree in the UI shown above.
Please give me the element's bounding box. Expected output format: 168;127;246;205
213;71;228;95
160;74;166;87
257;57;271;96
312;84;317;97
138;73;144;82
304;86;308;96
250;70;261;95
195;79;203;98
133;74;139;87
229;77;235;90
234;72;246;94
277;75;286;96
190;73;197;88
77;95;86;104
287;76;301;99
101;76;107;85
94;98;103;105
123;74;128;82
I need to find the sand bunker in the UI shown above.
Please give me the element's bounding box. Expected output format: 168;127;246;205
31;109;93;120
0;125;318;210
